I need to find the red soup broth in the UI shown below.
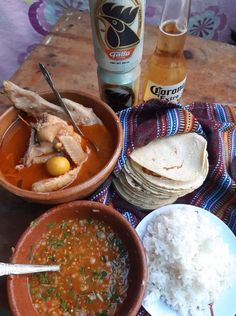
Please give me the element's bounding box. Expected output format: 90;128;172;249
0;118;114;190
28;217;130;316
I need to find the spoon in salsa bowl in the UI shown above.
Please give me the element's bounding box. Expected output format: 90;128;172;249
0;262;59;276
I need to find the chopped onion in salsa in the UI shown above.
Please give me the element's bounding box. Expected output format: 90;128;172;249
28;217;130;316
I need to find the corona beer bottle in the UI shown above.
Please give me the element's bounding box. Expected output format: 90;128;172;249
142;0;191;103
89;0;146;110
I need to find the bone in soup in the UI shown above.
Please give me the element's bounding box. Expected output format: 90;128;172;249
28;217;130;316
0;81;114;192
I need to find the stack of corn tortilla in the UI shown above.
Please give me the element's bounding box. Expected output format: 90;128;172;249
113;133;209;210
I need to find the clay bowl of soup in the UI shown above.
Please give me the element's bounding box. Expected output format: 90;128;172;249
0;89;123;204
8;200;147;316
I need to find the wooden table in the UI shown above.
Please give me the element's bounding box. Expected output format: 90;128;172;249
0;10;236;315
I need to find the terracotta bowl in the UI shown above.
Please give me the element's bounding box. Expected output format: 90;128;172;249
0;90;123;204
8;200;147;316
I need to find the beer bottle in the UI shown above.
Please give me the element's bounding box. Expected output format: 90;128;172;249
97;65;140;112
142;0;191;103
89;0;146;111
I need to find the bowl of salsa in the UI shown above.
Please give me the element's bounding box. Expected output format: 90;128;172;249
0;88;123;204
8;200;147;316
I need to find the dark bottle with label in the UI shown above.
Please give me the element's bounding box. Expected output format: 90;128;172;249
97;66;140;112
89;0;146;110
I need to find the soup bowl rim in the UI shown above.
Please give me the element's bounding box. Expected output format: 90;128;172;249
0;89;123;203
7;200;148;316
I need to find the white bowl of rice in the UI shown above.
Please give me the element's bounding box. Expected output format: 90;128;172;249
136;204;236;316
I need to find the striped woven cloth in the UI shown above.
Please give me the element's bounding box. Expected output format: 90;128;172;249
90;99;236;315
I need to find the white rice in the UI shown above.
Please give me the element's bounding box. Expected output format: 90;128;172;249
142;206;236;316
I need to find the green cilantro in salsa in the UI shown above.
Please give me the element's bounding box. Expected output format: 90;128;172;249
29;218;130;315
